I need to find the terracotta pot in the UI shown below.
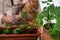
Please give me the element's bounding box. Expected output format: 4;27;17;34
8;25;18;30
0;26;5;30
43;28;53;40
0;28;41;40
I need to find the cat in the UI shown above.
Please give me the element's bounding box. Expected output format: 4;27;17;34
22;0;39;26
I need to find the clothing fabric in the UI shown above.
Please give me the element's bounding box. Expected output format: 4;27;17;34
0;0;27;25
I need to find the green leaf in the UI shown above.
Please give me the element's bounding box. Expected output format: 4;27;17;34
3;29;11;34
49;29;57;40
42;1;48;3
5;23;13;27
48;0;52;2
36;10;48;26
47;3;50;5
13;28;21;34
19;24;27;29
21;11;27;19
43;7;47;11
49;4;55;14
50;14;55;20
41;1;60;40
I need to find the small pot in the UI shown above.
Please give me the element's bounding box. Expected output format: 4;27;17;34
0;28;41;40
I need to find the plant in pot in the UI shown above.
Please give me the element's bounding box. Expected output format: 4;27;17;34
0;11;40;40
0;11;36;34
0;0;40;39
36;0;60;40
36;0;59;40
13;24;37;34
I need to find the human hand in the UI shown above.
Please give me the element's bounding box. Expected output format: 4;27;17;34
1;16;13;23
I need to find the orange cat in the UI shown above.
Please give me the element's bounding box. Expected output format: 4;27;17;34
23;0;39;26
23;0;39;17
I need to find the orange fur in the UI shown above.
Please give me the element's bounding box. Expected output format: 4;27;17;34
22;0;39;26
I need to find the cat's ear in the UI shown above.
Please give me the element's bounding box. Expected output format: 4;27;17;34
19;0;23;2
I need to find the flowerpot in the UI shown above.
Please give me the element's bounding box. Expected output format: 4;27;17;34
8;25;18;30
0;28;41;40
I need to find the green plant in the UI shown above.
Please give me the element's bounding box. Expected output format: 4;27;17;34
36;0;60;40
43;0;60;40
4;23;13;27
2;23;13;34
21;11;27;19
2;29;12;34
0;10;37;34
50;7;60;40
13;28;21;34
12;24;35;34
36;0;55;27
19;24;34;30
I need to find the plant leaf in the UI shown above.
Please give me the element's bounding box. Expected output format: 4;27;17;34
48;0;52;2
21;11;27;19
42;1;48;3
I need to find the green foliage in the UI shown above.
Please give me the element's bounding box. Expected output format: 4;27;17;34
19;24;27;29
2;29;11;34
2;23;13;34
42;1;48;3
4;23;13;27
41;0;60;40
49;4;55;14
36;4;55;26
1;24;33;34
46;6;58;40
19;24;33;29
13;28;21;34
48;0;52;2
13;24;34;34
21;11;27;19
48;3;60;40
47;3;50;5
36;11;47;26
49;28;58;40
53;7;60;31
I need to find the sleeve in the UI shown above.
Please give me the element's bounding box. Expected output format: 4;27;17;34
4;0;13;16
0;0;4;25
